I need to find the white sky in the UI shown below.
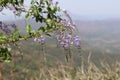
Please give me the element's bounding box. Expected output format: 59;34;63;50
59;0;120;16
0;0;120;21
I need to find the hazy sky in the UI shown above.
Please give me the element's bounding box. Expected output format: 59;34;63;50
59;0;120;16
0;0;120;21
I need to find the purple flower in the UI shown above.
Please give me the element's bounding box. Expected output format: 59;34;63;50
73;35;80;47
65;34;72;40
51;0;59;5
63;35;72;43
34;37;37;42
67;23;76;30
64;43;69;49
1;23;10;33
61;19;67;26
60;41;65;46
7;3;16;12
11;24;17;29
58;34;72;49
60;41;69;49
74;35;79;40
38;36;45;42
0;5;3;12
74;40;80;47
61;19;75;31
34;36;45;44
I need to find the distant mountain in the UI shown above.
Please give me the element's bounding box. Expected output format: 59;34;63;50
76;18;120;36
75;19;120;54
68;11;120;21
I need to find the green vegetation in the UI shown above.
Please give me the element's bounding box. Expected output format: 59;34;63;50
0;39;120;80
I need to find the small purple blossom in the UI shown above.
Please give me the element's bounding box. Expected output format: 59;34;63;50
73;35;80;47
60;41;64;46
34;37;37;42
64;43;69;49
51;0;59;6
11;24;17;29
38;36;45;42
61;9;76;31
58;34;72;49
66;22;76;30
74;40;80;47
64;34;72;43
0;5;3;12
7;3;16;12
61;19;75;31
34;36;45;44
56;32;80;48
0;23;10;34
60;41;69;49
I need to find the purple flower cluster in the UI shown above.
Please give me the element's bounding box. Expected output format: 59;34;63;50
0;22;10;34
49;0;59;6
0;3;16;12
73;35;81;47
56;32;80;49
11;24;17;29
60;9;78;32
0;22;17;34
61;19;76;31
34;36;45;44
59;34;72;49
7;3;16;12
0;5;3;12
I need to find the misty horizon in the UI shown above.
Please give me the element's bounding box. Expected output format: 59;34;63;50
1;12;120;21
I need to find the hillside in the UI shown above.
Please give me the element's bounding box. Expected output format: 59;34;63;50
4;18;120;63
1;18;120;80
75;19;120;54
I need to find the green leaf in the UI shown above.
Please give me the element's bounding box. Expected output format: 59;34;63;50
20;0;24;4
34;9;39;17
13;29;19;38
46;19;51;23
0;36;8;43
4;58;11;63
25;13;31;19
38;27;45;32
7;48;11;52
46;33;51;37
26;25;32;34
46;25;52;31
40;0;44;4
